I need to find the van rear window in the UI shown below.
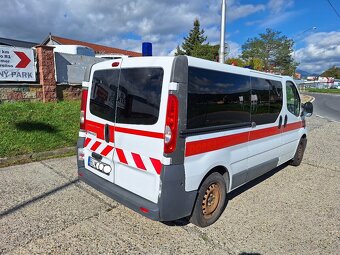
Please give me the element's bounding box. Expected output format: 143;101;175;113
90;68;163;125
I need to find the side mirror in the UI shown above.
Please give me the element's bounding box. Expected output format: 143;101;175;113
302;102;313;117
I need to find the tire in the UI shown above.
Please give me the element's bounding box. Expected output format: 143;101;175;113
190;172;227;227
290;137;307;166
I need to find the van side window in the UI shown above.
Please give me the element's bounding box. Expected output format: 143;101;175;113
286;82;300;117
251;78;283;125
187;67;251;129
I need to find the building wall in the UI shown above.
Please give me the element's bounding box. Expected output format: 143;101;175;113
0;84;43;102
55;53;104;85
0;84;84;103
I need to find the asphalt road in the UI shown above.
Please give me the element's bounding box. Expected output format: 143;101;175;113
304;92;340;122
0;116;339;254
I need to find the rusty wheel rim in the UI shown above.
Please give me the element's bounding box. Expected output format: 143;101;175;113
202;183;221;217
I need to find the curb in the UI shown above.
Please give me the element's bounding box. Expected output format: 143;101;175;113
0;147;76;168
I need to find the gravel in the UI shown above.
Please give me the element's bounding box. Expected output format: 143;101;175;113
0;116;339;254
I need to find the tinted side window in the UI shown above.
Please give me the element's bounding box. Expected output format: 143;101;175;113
270;80;283;115
116;68;163;125
187;67;251;129
251;78;283;125
286;82;300;117
90;69;120;123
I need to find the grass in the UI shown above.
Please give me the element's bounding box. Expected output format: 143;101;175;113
305;88;340;94
0;100;80;158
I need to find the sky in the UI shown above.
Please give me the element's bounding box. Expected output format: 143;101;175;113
1;0;339;74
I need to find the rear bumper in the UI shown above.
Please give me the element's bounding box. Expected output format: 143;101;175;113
77;137;197;222
78;166;161;221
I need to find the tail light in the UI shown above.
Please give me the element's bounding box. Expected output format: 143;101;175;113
139;207;149;213
80;88;88;130
164;94;179;154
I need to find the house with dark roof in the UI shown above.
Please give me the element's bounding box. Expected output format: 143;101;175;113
0;37;38;48
41;34;141;57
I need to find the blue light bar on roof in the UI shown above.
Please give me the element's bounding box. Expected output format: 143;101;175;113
142;42;152;56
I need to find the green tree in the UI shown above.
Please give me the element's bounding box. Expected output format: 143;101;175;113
248;58;264;71
241;29;297;75
175;18;207;56
175;18;218;61
191;44;219;62
320;66;340;78
226;58;245;67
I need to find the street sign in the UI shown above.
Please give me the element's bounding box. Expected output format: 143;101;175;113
0;46;36;82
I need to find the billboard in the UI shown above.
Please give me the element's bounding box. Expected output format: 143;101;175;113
0;46;36;82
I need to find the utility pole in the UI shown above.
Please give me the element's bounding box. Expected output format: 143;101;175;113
219;0;226;63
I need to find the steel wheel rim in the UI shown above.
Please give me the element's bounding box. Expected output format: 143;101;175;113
202;183;221;217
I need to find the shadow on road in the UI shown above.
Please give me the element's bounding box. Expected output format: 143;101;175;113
0;178;79;218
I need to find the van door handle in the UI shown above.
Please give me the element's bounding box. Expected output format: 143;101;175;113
278;116;282;129
284;115;288;128
104;124;110;143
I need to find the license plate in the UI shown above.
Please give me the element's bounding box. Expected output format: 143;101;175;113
88;157;112;175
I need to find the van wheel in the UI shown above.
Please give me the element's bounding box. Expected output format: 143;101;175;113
190;172;227;227
290;137;307;166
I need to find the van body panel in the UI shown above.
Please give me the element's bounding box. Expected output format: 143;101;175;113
184;127;250;192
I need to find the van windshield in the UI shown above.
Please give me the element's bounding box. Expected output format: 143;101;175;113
90;68;164;125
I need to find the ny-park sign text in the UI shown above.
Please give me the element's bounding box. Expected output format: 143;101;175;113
0;46;36;82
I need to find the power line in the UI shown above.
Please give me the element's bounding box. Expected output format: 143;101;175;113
326;0;340;19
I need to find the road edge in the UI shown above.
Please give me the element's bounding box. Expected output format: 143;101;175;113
0;147;76;168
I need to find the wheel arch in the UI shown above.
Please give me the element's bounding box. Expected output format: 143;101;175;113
198;165;231;193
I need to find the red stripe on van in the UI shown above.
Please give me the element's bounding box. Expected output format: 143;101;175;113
101;145;114;156
131;153;147;170
109;126;115;142
185;132;249;157
284;121;302;132
90;141;101;151
84;138;91;147
85;120;163;140
249;126;281;141
116;148;128;164
150;158;162;175
86;120;104;140
115;126;164;139
185;121;303;157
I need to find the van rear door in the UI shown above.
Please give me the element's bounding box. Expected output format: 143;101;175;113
112;58;173;203
83;60;122;183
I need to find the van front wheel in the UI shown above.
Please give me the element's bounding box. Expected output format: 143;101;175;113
290;137;307;166
190;172;227;227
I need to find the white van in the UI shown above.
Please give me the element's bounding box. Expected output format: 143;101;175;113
77;56;313;227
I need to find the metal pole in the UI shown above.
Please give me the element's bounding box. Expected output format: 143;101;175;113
219;0;226;63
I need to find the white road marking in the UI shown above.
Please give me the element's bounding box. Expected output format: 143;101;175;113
316;114;340;123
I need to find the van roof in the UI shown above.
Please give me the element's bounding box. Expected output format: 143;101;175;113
186;56;286;79
92;55;293;82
